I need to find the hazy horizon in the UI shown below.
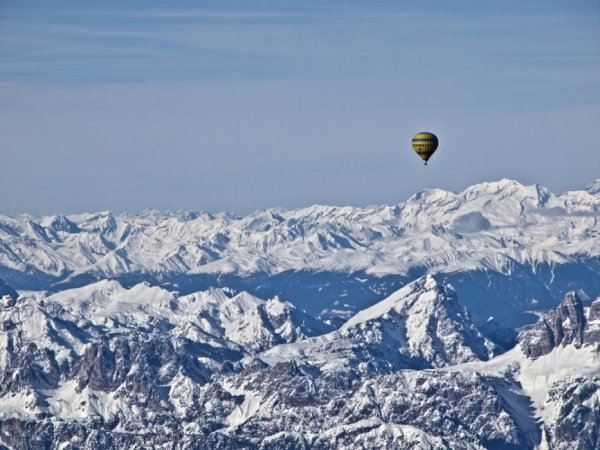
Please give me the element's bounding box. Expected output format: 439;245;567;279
0;176;597;218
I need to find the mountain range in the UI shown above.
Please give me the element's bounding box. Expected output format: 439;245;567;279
0;275;599;449
1;179;598;329
0;178;599;449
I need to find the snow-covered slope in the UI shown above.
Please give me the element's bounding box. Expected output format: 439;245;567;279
39;280;328;354
0;279;599;449
447;292;600;450
260;275;495;372
0;179;599;449
0;279;327;421
0;179;598;285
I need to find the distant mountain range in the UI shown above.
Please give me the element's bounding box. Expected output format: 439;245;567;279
1;179;598;282
1;178;598;327
0;178;599;449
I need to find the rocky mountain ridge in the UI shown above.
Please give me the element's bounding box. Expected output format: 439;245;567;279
0;276;599;449
520;291;600;358
2;179;599;333
0;179;598;287
260;275;496;372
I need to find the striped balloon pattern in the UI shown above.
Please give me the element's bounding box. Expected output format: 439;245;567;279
411;132;438;165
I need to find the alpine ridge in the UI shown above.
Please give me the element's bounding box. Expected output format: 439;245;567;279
1;276;598;449
0;179;599;449
1;179;598;281
1;179;598;327
260;275;496;372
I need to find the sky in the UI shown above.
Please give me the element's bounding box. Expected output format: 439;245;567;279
1;0;599;215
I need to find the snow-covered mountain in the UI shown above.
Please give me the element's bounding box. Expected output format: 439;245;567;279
260;275;495;372
1;275;599;449
1;179;599;449
1;179;598;329
519;290;599;358
0;280;327;372
0;180;596;278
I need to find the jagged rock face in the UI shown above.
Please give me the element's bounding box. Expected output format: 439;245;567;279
343;275;497;366
42;281;330;355
556;292;587;345
514;295;600;449
260;276;496;373
0;343;61;396
520;293;599;358
0;276;598;449
543;377;600;450
0;362;537;450
587;179;600;195
0;179;598;449
0;296;96;376
73;334;211;394
584;299;600;348
0;281;333;443
204;363;536;450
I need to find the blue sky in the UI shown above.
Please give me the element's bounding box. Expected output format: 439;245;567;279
1;0;599;215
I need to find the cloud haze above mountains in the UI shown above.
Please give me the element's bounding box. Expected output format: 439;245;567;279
1;0;599;215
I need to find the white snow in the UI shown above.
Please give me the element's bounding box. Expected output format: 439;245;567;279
0;178;598;446
44;380;88;421
26;280;312;353
342;275;439;328
0;390;40;419
0;179;597;280
517;344;600;421
222;380;262;428
317;418;448;449
445;340;600;441
260;275;494;370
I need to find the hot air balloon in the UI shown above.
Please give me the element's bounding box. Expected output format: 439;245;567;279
412;132;438;165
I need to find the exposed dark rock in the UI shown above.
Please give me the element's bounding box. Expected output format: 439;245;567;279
583;297;600;348
520;291;587;358
0;344;61;396
0;281;598;449
543;377;600;450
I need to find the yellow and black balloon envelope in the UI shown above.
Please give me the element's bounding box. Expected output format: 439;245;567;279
411;132;438;165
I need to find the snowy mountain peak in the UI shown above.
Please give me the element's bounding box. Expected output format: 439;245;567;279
262;276;495;371
407;187;453;204
586;179;600;195
0;179;598;285
40;215;80;234
341;275;495;367
442;177;535;202
342;274;446;329
461;178;552;209
45;279;175;321
30;280;327;355
468;178;523;192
